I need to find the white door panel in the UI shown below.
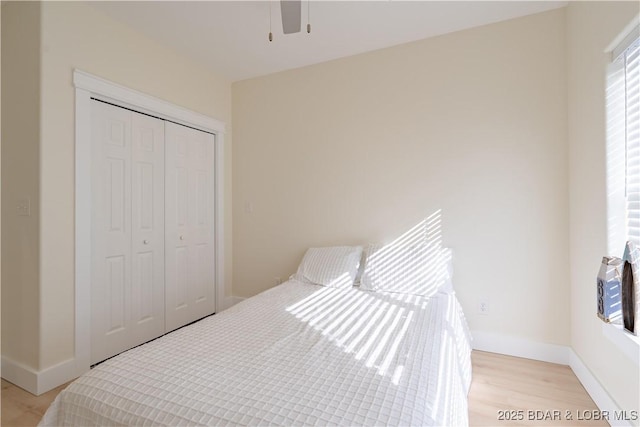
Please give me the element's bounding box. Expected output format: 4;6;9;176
91;101;215;363
165;122;216;332
91;101;165;365
91;101;133;365
130;113;165;344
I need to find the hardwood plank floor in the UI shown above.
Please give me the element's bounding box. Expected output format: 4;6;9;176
469;351;604;426
1;351;603;427
1;379;70;427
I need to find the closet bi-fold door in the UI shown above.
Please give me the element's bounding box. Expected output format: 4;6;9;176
91;101;165;365
165;122;216;332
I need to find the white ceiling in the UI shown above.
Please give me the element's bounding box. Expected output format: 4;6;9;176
91;1;567;82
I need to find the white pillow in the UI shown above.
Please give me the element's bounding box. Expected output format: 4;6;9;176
292;246;363;289
360;242;450;296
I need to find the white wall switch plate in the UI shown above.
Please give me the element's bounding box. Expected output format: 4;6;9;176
17;197;31;216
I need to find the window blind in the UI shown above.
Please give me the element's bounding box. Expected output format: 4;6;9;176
623;36;640;245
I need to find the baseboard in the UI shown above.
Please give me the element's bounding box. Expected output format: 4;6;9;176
1;356;80;396
470;330;633;426
471;330;570;365
224;296;245;310
2;296;249;395
37;358;80;395
569;350;632;427
1;356;38;395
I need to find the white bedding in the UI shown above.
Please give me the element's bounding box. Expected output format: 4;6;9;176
40;280;472;426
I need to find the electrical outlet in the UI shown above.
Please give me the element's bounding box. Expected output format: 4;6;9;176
478;298;489;315
275;277;282;285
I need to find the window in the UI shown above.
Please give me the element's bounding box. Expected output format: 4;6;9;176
603;25;640;354
607;27;640;252
618;32;640;246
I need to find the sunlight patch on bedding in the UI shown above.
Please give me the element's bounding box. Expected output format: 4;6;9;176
356;304;400;362
429;294;471;421
365;305;405;369
434;298;454;419
286;287;416;383
335;298;384;346
284;209;457;387
286;285;342;318
329;272;353;288
363;210;451;296
284;281;469;417
391;365;405;386
367;245;446;295
379;310;414;376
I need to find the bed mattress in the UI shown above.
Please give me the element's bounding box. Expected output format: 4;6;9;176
40;280;472;426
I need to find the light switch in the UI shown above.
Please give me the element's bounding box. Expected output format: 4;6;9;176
17;197;31;217
244;202;253;214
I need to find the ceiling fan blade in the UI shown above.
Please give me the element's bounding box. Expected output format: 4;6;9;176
280;0;301;34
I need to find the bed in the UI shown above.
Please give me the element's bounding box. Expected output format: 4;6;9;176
40;244;472;426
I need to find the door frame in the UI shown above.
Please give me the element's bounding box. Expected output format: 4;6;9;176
73;69;226;375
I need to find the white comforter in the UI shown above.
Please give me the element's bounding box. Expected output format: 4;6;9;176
40;281;472;426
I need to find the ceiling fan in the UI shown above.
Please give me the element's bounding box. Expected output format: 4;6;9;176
269;0;311;41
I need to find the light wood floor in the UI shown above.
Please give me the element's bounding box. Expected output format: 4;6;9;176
1;379;69;427
1;351;603;427
469;351;604;426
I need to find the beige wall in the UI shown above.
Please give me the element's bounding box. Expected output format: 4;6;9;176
3;0;635;412
233;9;570;346
567;1;639;414
0;0;2;371
8;1;233;371
1;1;41;370
1;0;3;370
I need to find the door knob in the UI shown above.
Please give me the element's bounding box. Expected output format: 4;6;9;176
180;235;184;240
143;240;149;245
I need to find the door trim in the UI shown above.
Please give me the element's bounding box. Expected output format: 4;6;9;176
74;69;225;376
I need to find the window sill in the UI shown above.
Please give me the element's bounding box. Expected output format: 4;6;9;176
601;322;640;364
